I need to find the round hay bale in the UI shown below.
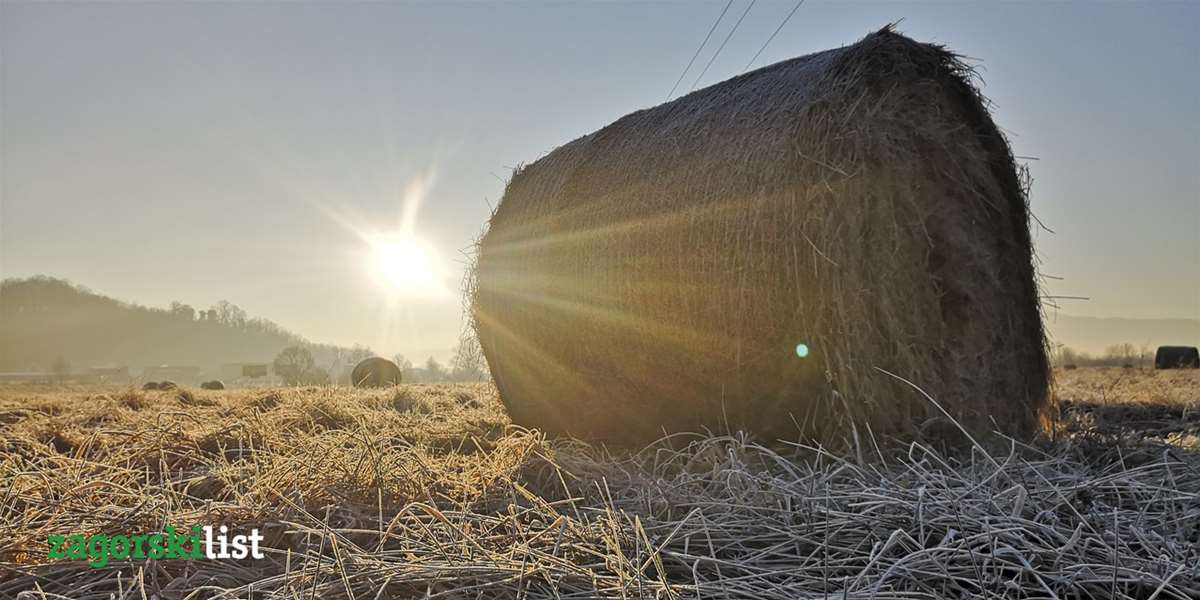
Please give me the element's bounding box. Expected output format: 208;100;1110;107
158;380;178;391
141;381;160;391
200;380;225;390
1155;346;1200;369
473;27;1050;446
351;357;402;388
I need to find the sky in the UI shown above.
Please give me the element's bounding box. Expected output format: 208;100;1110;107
2;1;1197;360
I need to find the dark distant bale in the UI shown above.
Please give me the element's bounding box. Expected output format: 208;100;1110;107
1063;364;1078;371
200;380;226;390
351;357;402;388
473;27;1050;446
1155;346;1200;369
142;381;160;391
158;380;178;391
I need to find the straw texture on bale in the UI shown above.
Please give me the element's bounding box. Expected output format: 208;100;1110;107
474;27;1050;446
351;357;402;388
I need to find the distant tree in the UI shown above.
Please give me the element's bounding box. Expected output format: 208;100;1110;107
345;345;375;365
245;317;287;337
450;335;488;381
49;356;71;383
1105;343;1136;367
424;357;447;382
398;355;423;383
392;354;413;371
324;345;376;384
212;300;248;328
274;345;315;385
168;301;196;321
1054;344;1081;367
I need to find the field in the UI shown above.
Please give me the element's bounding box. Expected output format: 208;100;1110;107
1;369;1198;599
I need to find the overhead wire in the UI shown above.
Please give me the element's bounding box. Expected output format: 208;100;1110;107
688;0;756;93
742;0;805;73
666;0;735;101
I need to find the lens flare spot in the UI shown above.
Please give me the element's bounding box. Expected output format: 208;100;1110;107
795;343;810;359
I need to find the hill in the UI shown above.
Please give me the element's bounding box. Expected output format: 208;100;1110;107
0;276;352;375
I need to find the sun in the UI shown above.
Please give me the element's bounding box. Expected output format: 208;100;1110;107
368;235;444;297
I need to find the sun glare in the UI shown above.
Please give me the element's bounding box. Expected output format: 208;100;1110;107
369;235;444;297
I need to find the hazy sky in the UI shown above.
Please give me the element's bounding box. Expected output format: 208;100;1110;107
2;1;1197;359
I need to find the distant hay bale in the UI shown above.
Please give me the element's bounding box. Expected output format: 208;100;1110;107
141;381;160;391
351;357;402;388
473;27;1050;446
1155;346;1199;369
158;380;178;391
201;380;226;390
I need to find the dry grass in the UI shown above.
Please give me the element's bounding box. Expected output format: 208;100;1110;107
0;375;1197;598
1054;367;1200;452
1055;366;1200;407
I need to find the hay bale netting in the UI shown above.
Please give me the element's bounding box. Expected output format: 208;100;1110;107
200;380;226;390
1155;346;1200;369
473;27;1050;446
351;357;402;388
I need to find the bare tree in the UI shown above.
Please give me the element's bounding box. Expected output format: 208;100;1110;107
345;345;374;365
392;354;413;371
168;301;196;321
274;346;315;385
450;335;489;382
1055;344;1080;368
212;300;248;328
1105;343;1136;367
395;354;423;382
424;357;447;382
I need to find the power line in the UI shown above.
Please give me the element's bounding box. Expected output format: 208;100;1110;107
743;0;804;73
666;0;734;101
689;0;756;93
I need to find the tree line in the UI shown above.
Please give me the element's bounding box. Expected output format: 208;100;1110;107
270;334;488;385
1052;342;1157;368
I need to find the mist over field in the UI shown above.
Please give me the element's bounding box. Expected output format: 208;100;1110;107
1045;314;1200;356
3;275;1192;378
